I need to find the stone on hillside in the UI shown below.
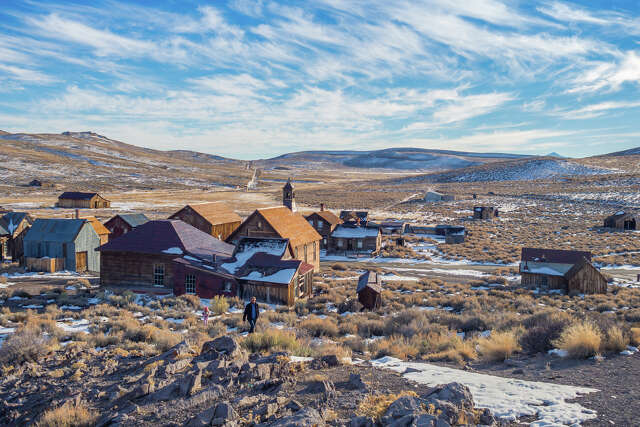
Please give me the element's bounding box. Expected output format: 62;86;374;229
269;407;325;426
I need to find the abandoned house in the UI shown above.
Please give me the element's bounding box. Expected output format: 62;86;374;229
172;256;238;299
424;191;456;202
0;212;33;263
226;206;321;271
57;192;111;209
220;237;313;305
327;222;382;256
81;216;111;245
23;218;101;273
339;210;369;223
603;211;638;231
435;225;465;236
169;202;242;240
473;206;499;220
357;270;382;310
519;247;607;295
379;220;408;235
103;213;150;240
445;229;466;244
305;205;342;248
98;220;235;289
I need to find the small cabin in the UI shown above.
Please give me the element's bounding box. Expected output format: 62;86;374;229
57;192;111;209
357;271;382;310
327;223;381;256
104;214;150;240
473;206;499;220
519;248;607;295
603;211;638;231
305;206;343;249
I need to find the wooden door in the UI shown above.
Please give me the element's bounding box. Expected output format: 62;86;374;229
76;251;88;272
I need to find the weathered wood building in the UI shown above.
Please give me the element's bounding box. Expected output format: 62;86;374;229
98;220;234;289
173;256;238;299
357;271;382;310
473;206;499;220
23;219;101;272
169;202;242;240
103;214;150;240
327;223;382;256
519;247;607;294
603;211;638;231
0;212;33;263
305;207;342;248
82;216;111;245
57;192;111;209
227;206;321;271
379;221;408;235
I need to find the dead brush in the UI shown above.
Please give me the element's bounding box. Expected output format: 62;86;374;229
36;400;97;427
356;391;419;421
299;316;339;337
477;330;521;362
370;335;420;360
553;321;602;359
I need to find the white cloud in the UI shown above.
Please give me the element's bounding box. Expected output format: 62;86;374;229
557;100;640;120
569;51;640;93
0;64;54;83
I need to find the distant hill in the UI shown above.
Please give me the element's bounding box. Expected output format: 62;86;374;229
602;146;640;156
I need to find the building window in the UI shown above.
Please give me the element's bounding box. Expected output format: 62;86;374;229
257;220;262;229
154;264;165;286
337;239;343;248
185;274;196;294
318;220;324;228
223;281;232;292
357;239;363;249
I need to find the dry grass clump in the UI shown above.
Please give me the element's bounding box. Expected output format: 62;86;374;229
601;325;629;353
356;391;418;421
520;311;573;354
0;325;57;365
370;335;419;360
631;328;640;346
299;316;339;337
210;296;229;315
313;342;352;360
553;321;602;359
37;400;96;427
477;331;521;361
241;329;312;356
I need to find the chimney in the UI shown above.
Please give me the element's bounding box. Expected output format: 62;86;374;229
75;209;80;219
320;203;325;212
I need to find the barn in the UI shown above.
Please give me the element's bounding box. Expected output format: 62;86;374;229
169;202;242;240
98;220;235;289
603;211;638;231
23;219;101;272
473;206;499;220
104;214;150;240
57;192;111;209
305;206;342;249
357;271;382;310
327;223;381;256
227;206;321;271
0;212;33;263
519;247;607;294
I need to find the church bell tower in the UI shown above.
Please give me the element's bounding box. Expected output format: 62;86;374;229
283;178;296;211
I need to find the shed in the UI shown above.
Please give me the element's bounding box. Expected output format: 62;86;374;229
104;214;150;240
357;271;382;310
603;211;638;231
57;192;111;209
327;223;382;256
98;220;235;289
23;219;101;272
305;209;342;249
0;212;33;263
227;207;321;271
169;202;242;240
473;206;499;220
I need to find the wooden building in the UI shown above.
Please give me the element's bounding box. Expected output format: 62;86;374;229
327;223;382;256
98;220;234;289
305;206;342;248
379;221;408;235
519;248;607;294
23;219;101;272
81;216;110;245
473;206;499;220
104;214;149;240
227;206;321;271
445;229;465;244
169;202;241;240
173;256;238;299
604;211;638;231
57;192;111;209
357;271;382;310
0;212;33;263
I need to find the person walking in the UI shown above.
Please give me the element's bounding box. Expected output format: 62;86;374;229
243;296;259;334
202;306;209;327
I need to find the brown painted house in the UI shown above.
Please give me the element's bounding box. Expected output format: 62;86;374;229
0;212;33;263
57;192;111;209
305;207;342;249
173;256;238;299
520;247;607;295
357;271;382;310
104;214;150;240
604;211;638;230
98;220;235;289
169;202;242;240
227;207;321;271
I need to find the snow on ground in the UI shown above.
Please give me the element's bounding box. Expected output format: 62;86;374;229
56;319;90;334
371;357;598;426
1;271;97;279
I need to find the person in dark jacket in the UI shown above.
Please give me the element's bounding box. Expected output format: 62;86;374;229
243;296;260;333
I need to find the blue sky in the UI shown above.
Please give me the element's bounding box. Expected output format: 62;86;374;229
1;0;639;159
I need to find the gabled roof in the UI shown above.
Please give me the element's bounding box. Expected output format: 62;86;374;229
24;219;88;243
0;222;8;236
605;211;637;221
221;237;291;275
58;192;104;200
0;212;31;237
306;210;342;226
521;247;592;264
173;256;237;280
235;253;301;285
98;220;235;259
357;271;382;293
340;210;369;222
81;216;110;236
171;202;242;226
117;213;150;228
563;257;599;281
239;207;321;248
